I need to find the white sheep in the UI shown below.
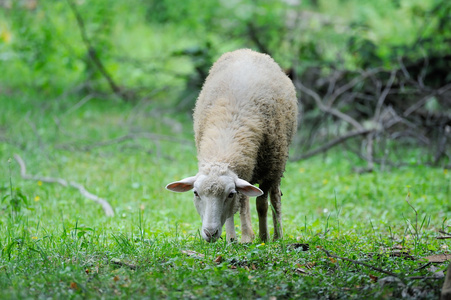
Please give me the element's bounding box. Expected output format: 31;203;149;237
166;49;298;243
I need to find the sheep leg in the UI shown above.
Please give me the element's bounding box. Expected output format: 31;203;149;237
256;191;269;242
240;194;254;243
225;216;236;242
270;186;283;240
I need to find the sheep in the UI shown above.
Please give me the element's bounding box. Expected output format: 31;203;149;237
166;48;298;243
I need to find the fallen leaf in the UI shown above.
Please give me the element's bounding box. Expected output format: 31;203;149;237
295;267;310;275
287;243;310;251
423;253;451;263
70;282;78;290
113;275;120;282
214;255;223;263
110;258;137;270
297;262;316;270
251;263;257;270
181;250;205;259
369;274;378;282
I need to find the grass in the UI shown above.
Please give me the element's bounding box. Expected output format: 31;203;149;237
0;93;450;299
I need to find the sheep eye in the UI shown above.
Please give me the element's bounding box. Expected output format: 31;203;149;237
228;192;236;198
193;191;199;197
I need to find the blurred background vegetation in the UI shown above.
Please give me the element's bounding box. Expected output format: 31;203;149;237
0;0;450;167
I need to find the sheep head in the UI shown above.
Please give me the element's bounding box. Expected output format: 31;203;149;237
166;164;263;242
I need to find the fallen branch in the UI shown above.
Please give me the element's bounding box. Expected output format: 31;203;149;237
110;258;137;270
14;154;114;217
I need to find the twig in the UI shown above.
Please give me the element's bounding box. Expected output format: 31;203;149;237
13;154;114;216
296;80;364;130
64;94;94;115
110;258;137;270
326;68;382;107
319;247;399;277
403;83;451;117
374;70;397;120
291;128;373;161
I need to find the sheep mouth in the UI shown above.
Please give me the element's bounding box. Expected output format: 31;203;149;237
202;228;221;242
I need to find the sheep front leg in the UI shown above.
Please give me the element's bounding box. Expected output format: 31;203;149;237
256;192;269;242
270;186;283;240
240;194;254;243
225;216;236;242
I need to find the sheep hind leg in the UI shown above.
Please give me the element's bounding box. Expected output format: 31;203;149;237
239;194;254;243
256;191;269;242
270;186;283;240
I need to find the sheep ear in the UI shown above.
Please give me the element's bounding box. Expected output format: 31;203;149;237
235;178;264;197
166;176;197;193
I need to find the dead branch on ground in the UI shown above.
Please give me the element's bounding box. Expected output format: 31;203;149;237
14;154;114;216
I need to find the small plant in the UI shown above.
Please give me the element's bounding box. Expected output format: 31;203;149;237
1;158;32;221
403;187;430;256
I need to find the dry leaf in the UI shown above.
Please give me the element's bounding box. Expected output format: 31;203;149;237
423;253;451;263
287;243;310;251
305;262;316;269
369;274;378;282
297;262;315;270
113;275;120;282
70;282;78;290
214;255;223;263
295;267;311;275
181;250;205;258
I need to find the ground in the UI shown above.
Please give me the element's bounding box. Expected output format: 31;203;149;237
0;95;449;299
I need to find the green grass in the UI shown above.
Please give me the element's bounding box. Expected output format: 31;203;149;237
0;93;450;299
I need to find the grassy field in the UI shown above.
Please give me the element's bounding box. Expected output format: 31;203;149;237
0;94;449;299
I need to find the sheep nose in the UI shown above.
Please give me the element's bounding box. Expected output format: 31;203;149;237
203;228;219;241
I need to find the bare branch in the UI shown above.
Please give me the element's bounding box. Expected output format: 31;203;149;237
375;70;397;121
403;83;451;117
326;68;382;106
14;154;114;216
295;80;364;130
291;128;372;161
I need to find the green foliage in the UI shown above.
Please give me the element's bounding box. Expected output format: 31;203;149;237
0;1;450;297
0;94;448;298
1;0;449;100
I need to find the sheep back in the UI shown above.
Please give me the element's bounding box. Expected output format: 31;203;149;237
193;48;297;188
